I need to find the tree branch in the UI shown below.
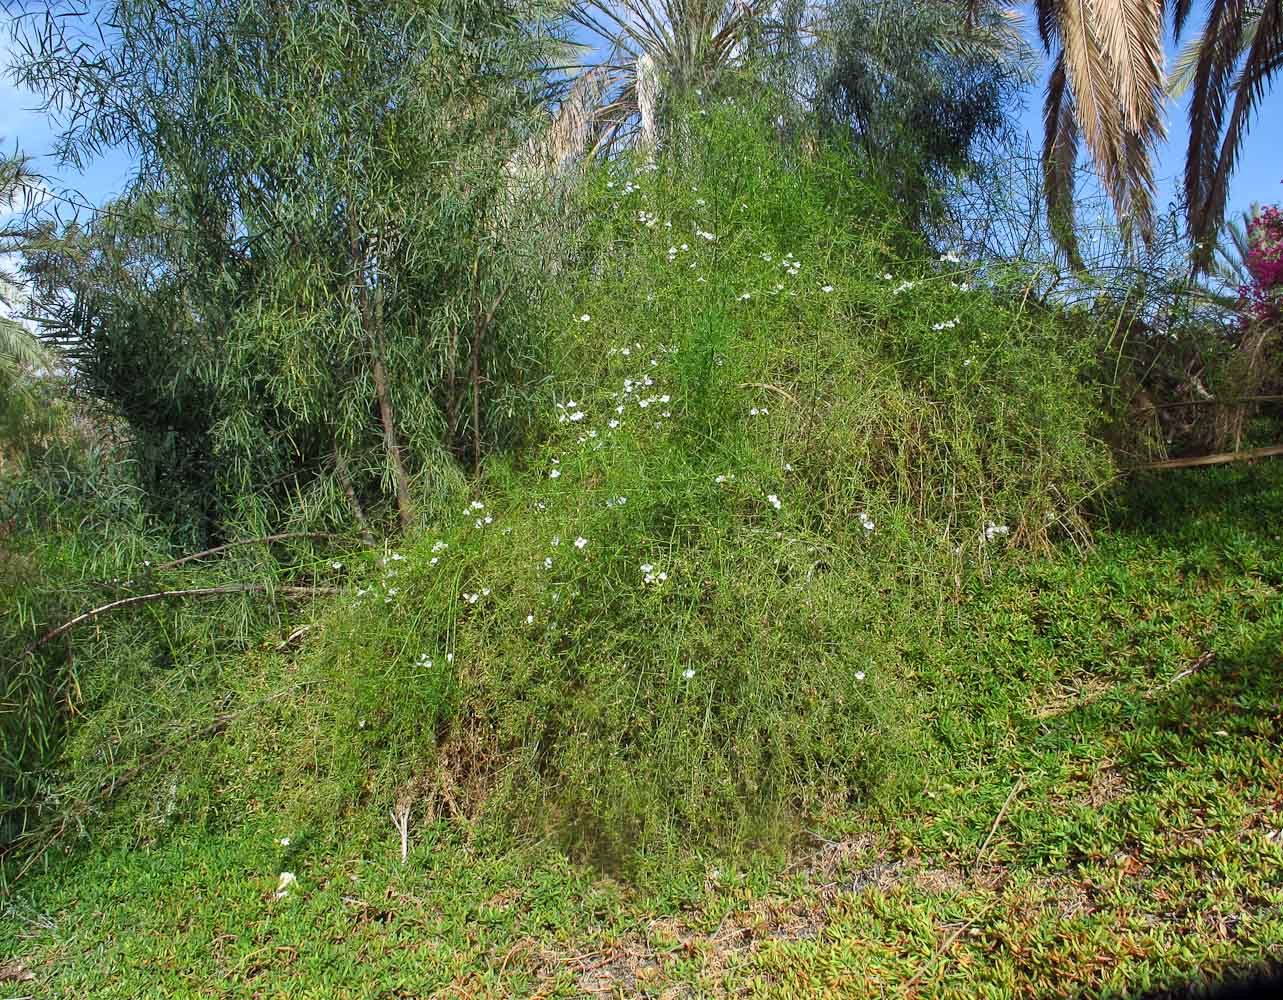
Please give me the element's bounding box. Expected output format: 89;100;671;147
20;584;340;659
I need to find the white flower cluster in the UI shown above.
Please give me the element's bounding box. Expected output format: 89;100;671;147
892;280;915;295
931;316;960;331
781;253;801;277
983;521;1010;542
638;210;659;227
939;250;962;264
859;511;875;532
766;494;782;510
640;562;669;585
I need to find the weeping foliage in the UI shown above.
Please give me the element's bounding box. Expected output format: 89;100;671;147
810;0;1031;227
13;0;562;539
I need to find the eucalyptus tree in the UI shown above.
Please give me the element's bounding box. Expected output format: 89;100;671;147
11;0;560;536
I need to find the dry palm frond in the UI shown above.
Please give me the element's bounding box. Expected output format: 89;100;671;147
1035;0;1166;260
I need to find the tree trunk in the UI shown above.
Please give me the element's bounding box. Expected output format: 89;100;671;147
350;218;414;531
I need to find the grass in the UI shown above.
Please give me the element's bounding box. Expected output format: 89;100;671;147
2;461;1281;997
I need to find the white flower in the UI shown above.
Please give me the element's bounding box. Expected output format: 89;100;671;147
358;719;366;729
330;561;342;570
983;521;1010;541
579;314;591;323
551;535;561;546
738;292;751;301
464;592;479;604
446;653;454;663
432;540;448;553
526;614;535;624
854;671;866;681
641;563;654;574
279;837;290;847
784;463;794;472
766;494;782;510
549;469;561;479
429;557;439;566
544;556;553;570
939;250;962;263
609;419;620;429
574;536;587;549
391;553;406;562
481;587;491;597
821;285;834;293
386;587;399;596
470;500;485;510
682;668;695;680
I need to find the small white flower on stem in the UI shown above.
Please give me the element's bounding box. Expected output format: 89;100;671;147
682;668;695;680
574;536;587;549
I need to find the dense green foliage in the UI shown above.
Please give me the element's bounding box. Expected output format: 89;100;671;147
22;0;559;541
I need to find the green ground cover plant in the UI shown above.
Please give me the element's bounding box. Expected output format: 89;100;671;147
2;460;1279;997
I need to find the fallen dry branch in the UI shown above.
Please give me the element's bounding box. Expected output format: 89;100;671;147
20;583;340;658
148;532;361;574
1132;443;1283;472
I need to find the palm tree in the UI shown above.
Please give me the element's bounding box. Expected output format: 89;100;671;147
1034;0;1282;267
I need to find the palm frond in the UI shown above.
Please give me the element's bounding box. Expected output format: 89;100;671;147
1168;2;1264;98
1184;0;1250;250
1043;53;1085;268
1194;0;1283;259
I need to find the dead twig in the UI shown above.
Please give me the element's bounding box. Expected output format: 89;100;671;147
974;777;1023;870
21;584;340;658
1131;443;1283;472
148;532;361;574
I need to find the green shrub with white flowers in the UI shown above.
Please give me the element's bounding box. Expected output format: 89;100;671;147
23;101;1113;871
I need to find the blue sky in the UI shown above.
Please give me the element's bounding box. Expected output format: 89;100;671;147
2;11;1280;226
